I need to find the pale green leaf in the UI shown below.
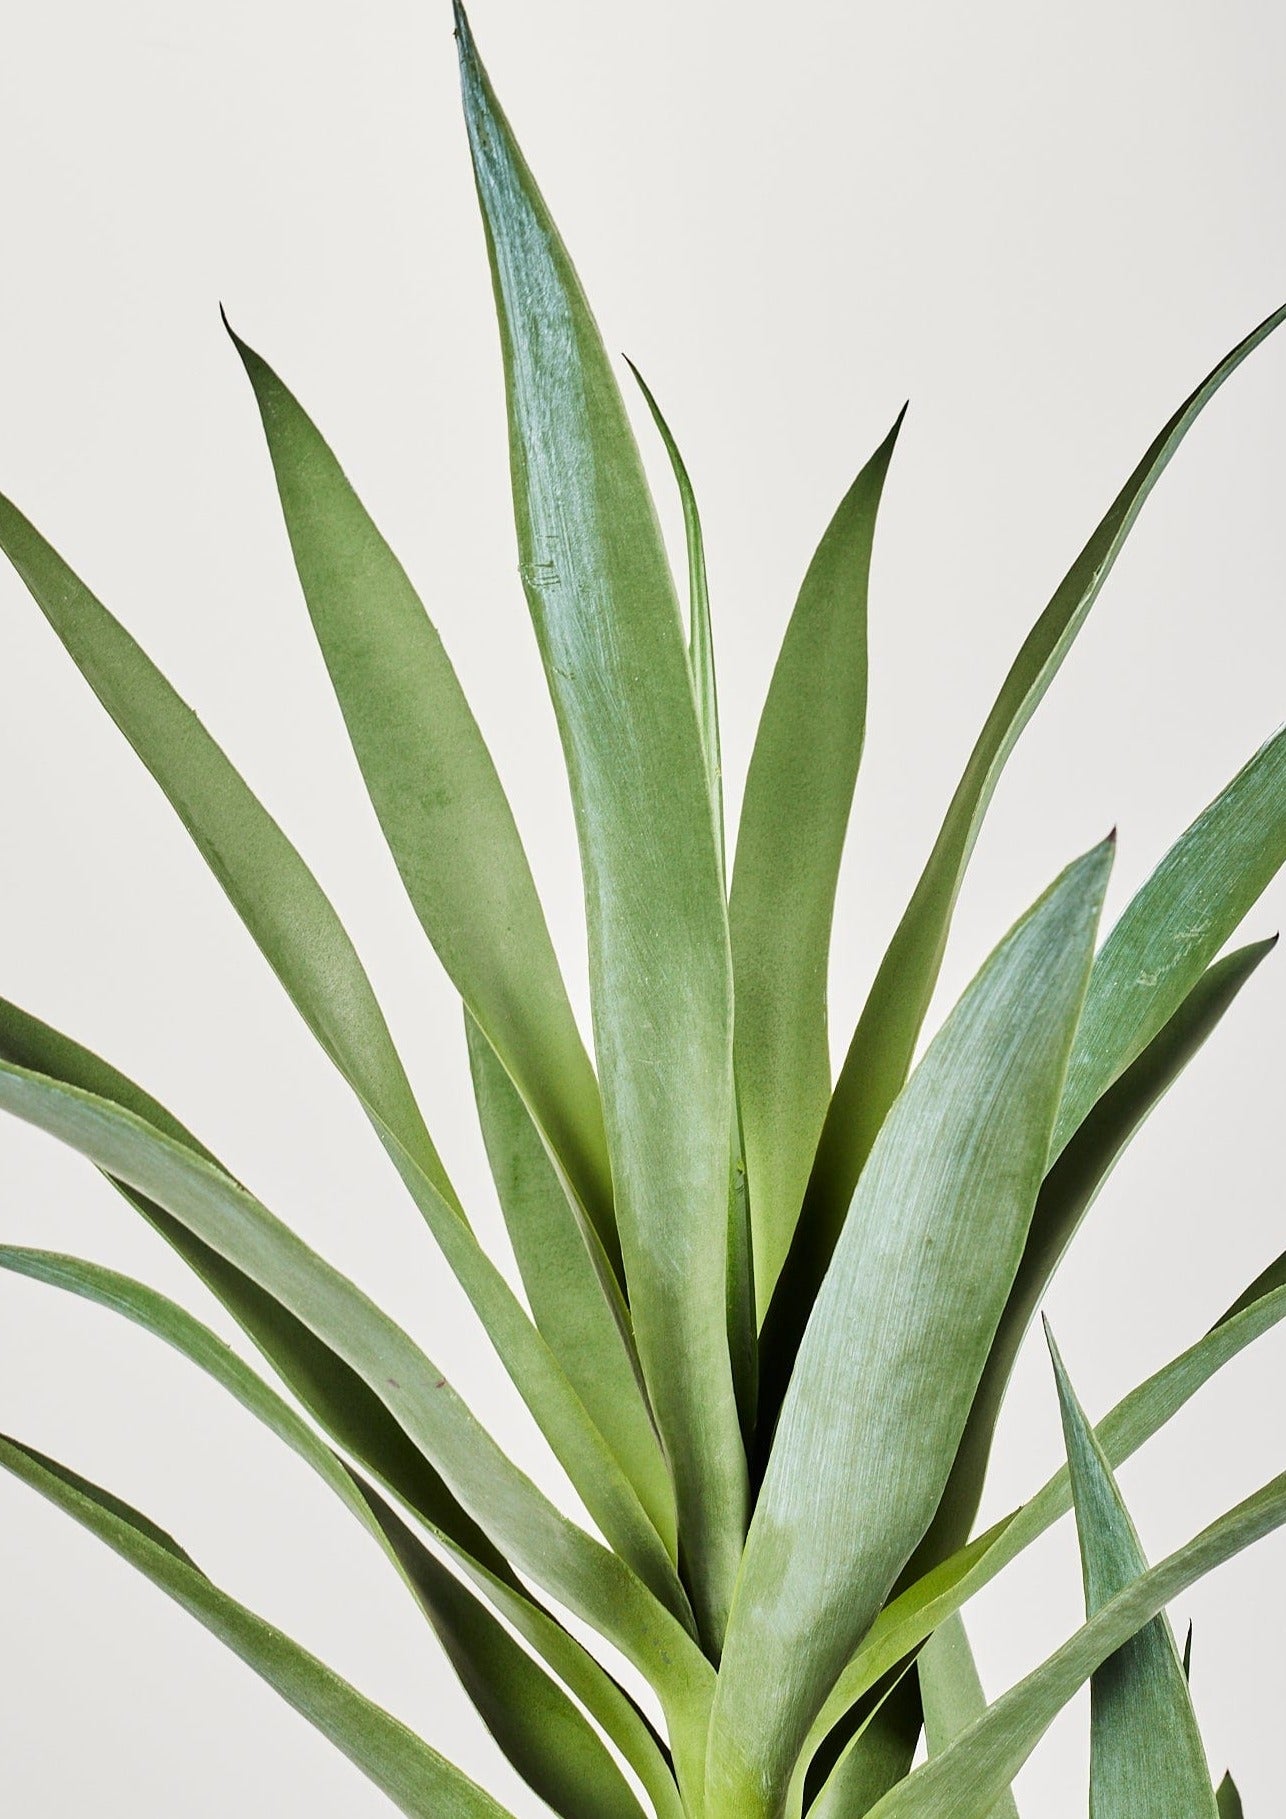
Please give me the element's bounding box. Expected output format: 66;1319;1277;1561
0;493;454;1213
730;412;904;1314
708;840;1111;1819
0;1434;513;1819
920;1614;1019;1819
793;303;1286;1331
805;1668;922;1819
455;2;744;1647
0;1247;650;1819
859;1469;1286;1819
464;1010;676;1556
1048;1327;1217;1819
915;937;1274;1571
0;1054;712;1720
1056;725;1286;1155
226;323;619;1283
800;1244;1286;1793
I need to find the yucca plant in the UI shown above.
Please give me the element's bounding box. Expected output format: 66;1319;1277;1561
1;6;1283;1815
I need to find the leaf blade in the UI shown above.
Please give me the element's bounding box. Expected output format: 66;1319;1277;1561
730;412;904;1311
710;840;1111;1817
919;1614;1020;1819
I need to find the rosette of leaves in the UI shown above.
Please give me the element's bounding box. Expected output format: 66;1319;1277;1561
1;7;1283;1816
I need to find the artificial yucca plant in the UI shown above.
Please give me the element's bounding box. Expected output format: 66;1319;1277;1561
2;7;1284;1815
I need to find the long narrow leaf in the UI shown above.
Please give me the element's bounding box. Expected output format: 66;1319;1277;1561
1048;1327;1217;1819
455;2;744;1647
793;303;1286;1318
0;493;453;1212
859;1471;1286;1819
226;323;620;1286
730;412;904;1312
1;1247;650;1819
0;1435;513;1819
915;938;1274;1570
464;1010;675;1555
709;840;1111;1819
919;1614;1019;1819
0;997;684;1815
1055;725;1286;1155
0;1056;713;1721
799;1243;1286;1794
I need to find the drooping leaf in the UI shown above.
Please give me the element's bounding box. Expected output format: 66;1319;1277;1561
730;411;904;1314
708;840;1112;1819
801;1243;1286;1788
226;322;619;1284
789;303;1286;1335
0;1055;712;1721
915;938;1274;1571
0;998;684;1814
0;493;453;1212
0;1247;652;1819
1055;724;1286;1155
0;997;683;1619
455;2;745;1647
464;1010;675;1555
1048;1326;1218;1818
919;1614;1020;1819
858;1470;1286;1818
0;1434;514;1819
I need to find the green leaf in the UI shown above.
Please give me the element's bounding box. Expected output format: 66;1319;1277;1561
464;1010;676;1555
806;1667;922;1819
914;937;1274;1572
0;997;684;1622
455;3;744;1647
1055;725;1286;1155
0;1434;514;1819
729;411;904;1314
708;840;1112;1819
1217;1772;1244;1817
0;999;685;1817
0;492;454;1214
0;1246;651;1819
792;302;1286;1327
0;1055;713;1723
1048;1326;1218;1819
626;359;724;872
919;1614;1020;1819
858;1471;1286;1819
225;322;620;1285
799;1242;1286;1794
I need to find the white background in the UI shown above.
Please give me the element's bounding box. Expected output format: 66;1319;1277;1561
1;0;1284;1811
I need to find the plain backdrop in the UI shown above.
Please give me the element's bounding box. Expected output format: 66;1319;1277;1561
1;1;1284;1812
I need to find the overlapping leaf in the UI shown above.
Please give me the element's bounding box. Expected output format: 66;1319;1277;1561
919;1614;1019;1819
708;841;1111;1818
455;3;744;1648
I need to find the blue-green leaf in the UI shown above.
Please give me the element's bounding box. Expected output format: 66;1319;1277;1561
920;1614;1019;1819
0;1434;514;1819
455;2;744;1647
1048;1326;1217;1819
730;413;904;1313
708;840;1111;1819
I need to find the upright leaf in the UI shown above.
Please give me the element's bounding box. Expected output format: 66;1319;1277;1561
226;325;619;1281
1047;1327;1218;1819
464;1010;675;1554
455;3;744;1646
792;302;1286;1323
919;1614;1020;1819
708;840;1111;1819
0;494;453;1212
1217;1773;1244;1817
0;1435;513;1819
730;412;904;1312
